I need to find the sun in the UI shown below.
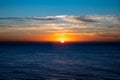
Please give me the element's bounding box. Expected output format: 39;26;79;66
60;40;64;43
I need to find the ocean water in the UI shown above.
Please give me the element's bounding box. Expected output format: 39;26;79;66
0;42;120;80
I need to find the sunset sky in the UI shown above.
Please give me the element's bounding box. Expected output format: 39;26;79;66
0;0;120;42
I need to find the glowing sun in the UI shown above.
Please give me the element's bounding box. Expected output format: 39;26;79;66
60;40;64;43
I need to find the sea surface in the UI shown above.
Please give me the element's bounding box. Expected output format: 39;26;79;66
0;42;120;80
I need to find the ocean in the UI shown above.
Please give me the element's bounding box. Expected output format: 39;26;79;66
0;42;120;80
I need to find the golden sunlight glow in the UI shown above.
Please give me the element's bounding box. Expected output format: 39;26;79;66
35;33;90;42
61;40;64;43
53;34;90;42
54;34;70;42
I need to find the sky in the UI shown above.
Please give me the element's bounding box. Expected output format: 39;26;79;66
0;0;120;17
0;0;120;42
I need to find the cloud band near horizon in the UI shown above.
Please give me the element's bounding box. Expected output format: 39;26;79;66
0;15;120;42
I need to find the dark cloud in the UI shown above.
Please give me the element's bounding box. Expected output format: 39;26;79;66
73;16;99;22
106;26;120;28
97;33;120;38
0;25;13;27
29;17;56;21
0;17;56;22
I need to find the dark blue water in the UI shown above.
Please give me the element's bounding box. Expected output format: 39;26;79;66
0;42;120;80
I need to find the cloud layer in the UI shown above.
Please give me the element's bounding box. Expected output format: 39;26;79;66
0;15;120;42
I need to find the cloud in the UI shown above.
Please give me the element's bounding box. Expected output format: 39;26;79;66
0;17;56;23
28;17;56;21
85;15;120;24
0;15;120;24
97;33;120;38
0;15;120;41
62;16;99;23
74;17;98;22
63;15;120;23
105;26;120;29
46;15;68;18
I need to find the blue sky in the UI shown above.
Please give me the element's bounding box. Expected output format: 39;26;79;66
0;0;120;17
